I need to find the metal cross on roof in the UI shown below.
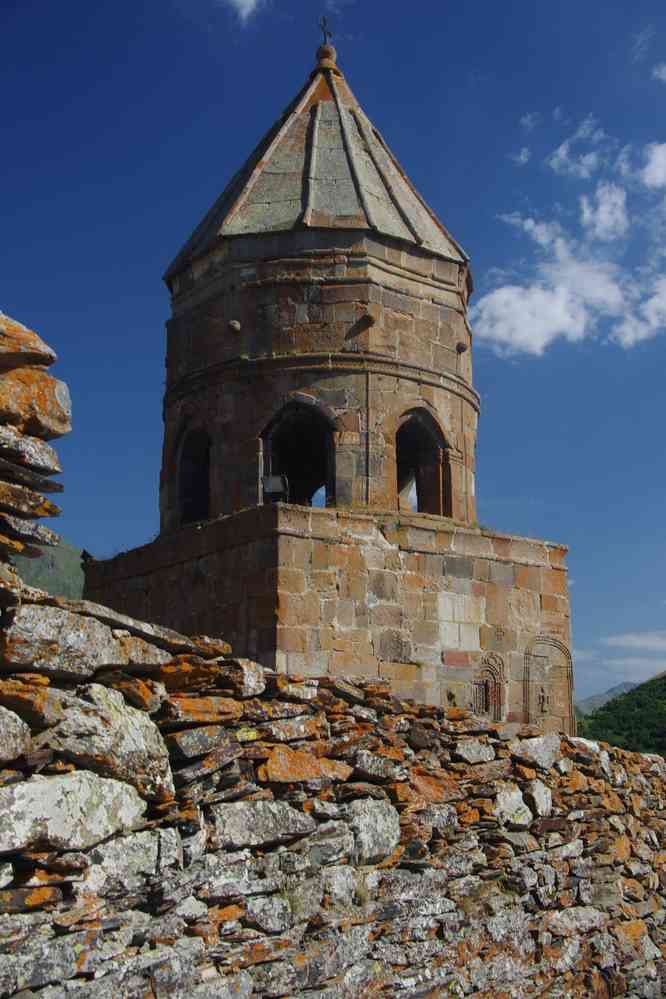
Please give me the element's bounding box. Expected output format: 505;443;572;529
319;15;333;45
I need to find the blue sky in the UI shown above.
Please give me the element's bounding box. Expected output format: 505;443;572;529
3;0;666;697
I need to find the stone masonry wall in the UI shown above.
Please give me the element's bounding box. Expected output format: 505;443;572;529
0;567;664;998
86;504;573;733
160;232;478;528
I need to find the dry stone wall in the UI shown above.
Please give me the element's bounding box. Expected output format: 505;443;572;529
0;312;70;561
0;569;665;998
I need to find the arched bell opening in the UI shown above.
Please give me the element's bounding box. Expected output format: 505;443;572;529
396;409;452;516
262;403;335;507
178;429;211;526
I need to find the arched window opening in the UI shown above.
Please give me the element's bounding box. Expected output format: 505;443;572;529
263;404;334;507
472;656;505;722
179;430;211;525
396;411;451;516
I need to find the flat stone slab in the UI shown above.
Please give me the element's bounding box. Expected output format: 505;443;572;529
37;684;174;802
0;771;146;853
1;604;128;679
0;425;61;475
0;314;56;370
210;800;317;849
0;367;71;441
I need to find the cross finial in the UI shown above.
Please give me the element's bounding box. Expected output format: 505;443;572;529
319;15;333;45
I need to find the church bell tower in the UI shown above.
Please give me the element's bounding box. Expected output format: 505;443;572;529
86;40;574;734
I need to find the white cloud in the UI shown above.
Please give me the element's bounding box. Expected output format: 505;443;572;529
574;114;606;145
613;277;666;346
547;141;601;180
580;182;628;241
603;630;666;652
653;63;666;82
631;26;654;63
472;213;628;355
222;0;262;22
471;283;587;355
642;143;666;189
546;115;609;179
520;112;540;132
499;213;564;248
614;145;634;178
476;111;666;355
509;147;531;166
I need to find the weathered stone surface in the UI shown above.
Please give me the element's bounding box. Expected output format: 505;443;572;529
26;596;232;660
95;670;166;712
0;314;56;370
84;829;181;895
0;456;63;496
159;693;243;726
219;658;266;698
544;906;606;937
210;800;316;849
0;505;662;999
165;725;238;760
245;895;291;934
0;424;61;475
0;677;75;728
0;604;126;678
344;799;400;864
36;684;174;801
0;480;60;520
0;704;31;763
0;512;59;546
454;737;496;764
257;745;353;783
509;733;562;770
0;367;71;440
525;778;552;817
172;742;242;787
494;783;533;828
0;771;146;852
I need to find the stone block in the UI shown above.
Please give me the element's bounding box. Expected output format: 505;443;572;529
444;555;474;579
489;562;515;585
0;367;71;440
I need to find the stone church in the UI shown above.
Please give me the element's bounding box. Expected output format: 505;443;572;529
85;41;575;733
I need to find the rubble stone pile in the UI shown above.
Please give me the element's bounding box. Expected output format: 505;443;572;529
0;312;70;561
0;568;665;997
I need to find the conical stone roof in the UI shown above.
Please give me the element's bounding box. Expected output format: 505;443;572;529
165;44;467;282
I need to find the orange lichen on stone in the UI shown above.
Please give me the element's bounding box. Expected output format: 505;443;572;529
0;366;71;440
0;313;56;369
257;745;352;783
161;693;243;725
0;480;60;519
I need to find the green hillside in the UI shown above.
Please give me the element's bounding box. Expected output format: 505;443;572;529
576;681;637;716
10;539;84;599
578;672;666;758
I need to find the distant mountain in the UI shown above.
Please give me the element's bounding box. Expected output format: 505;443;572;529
577;673;666;758
10;538;84;599
576;682;638;716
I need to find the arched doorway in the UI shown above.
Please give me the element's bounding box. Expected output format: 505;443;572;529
262;403;335;507
179;429;211;525
523;636;575;734
472;654;505;722
396;410;451;516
